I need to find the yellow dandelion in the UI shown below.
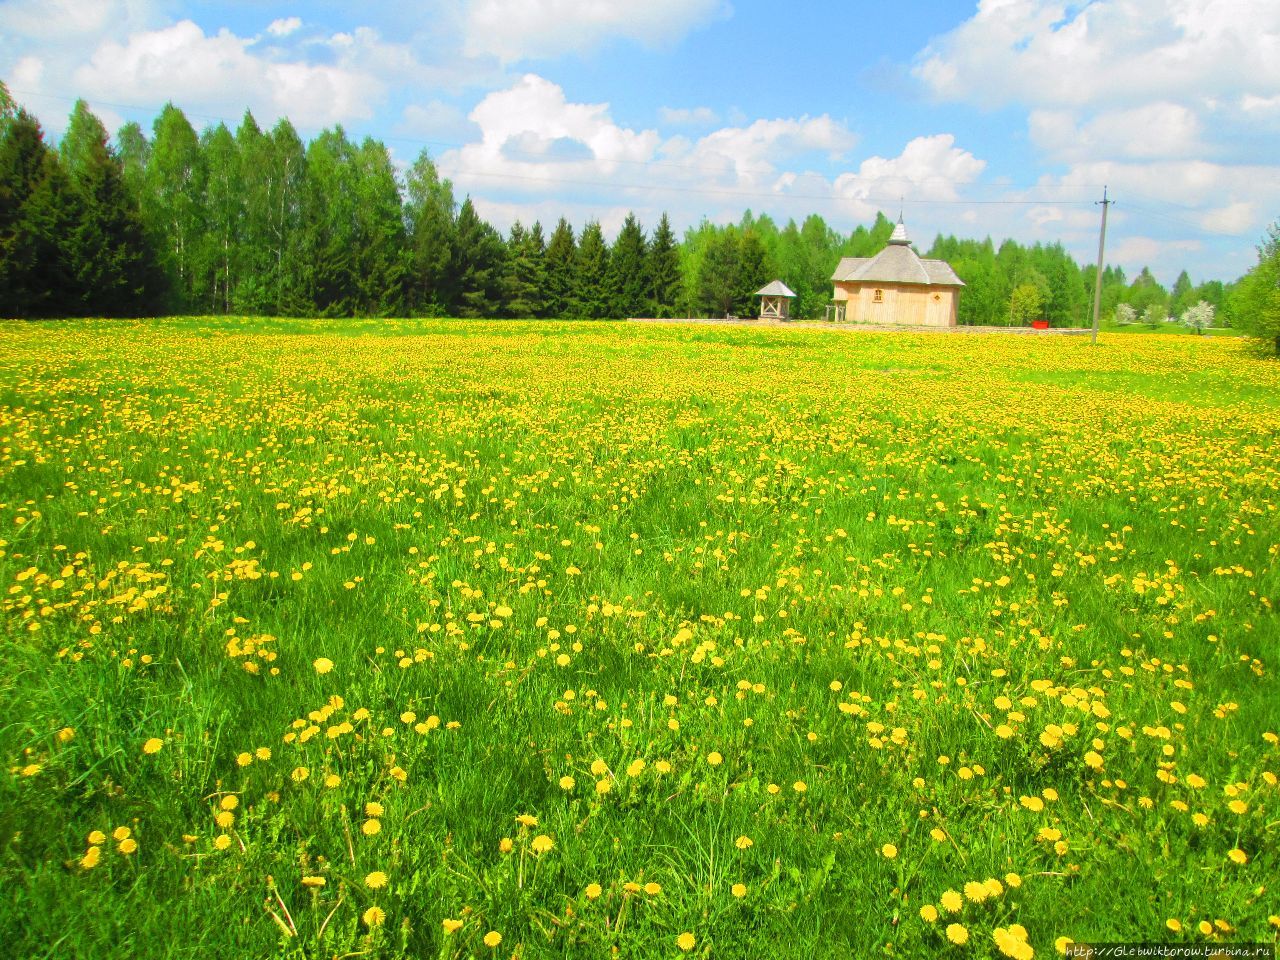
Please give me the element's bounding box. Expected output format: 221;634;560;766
483;930;502;948
707;751;723;766
1055;937;1074;955
881;843;898;859
254;747;271;761
142;738;163;755
1227;848;1248;864
643;882;662;895
291;766;309;783
365;871;388;889
676;932;696;951
516;814;538;827
596;779;612;795
323;774;341;789
112;826;131;842
559;775;576;790
940;889;963;913
365;801;384;817
585;882;603;900
946;923;969;945
732;883;747;898
735;835;753;850
87;830;106;846
313;658;334;674
362;819;381;836
362;906;385;928
118;838;138;854
1166;919;1182;932
235;752;253;767
920;904;938;922
301;876;326;888
793;781;807;793
80;846;101;869
627;759;645;777
212;834;231;851
442;918;463;934
499;837;514;853
531;834;554;854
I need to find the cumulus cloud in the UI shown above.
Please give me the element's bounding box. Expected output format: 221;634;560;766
267;17;302;38
659;106;719;126
914;0;1280;110
461;0;728;62
833;134;986;217
72;20;383;129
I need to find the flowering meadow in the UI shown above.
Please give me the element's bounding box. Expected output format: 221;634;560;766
1;317;1277;959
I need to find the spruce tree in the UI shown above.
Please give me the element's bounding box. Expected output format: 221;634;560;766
452;198;504;318
607;212;648;318
502;221;547;318
647;213;682;318
61;100;162;316
574;221;610;318
404;149;457;315
543;218;577;319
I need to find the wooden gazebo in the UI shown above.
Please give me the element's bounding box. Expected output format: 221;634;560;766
755;280;796;320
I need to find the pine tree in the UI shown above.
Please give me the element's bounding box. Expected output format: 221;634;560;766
61;100;162;316
607;212;647;318
736;230;772;315
452;198;504;318
404;149;457;315
543;218;577;319
646;213;682;317
353;137;407;316
697;228;741;317
1;108;80;316
573;221;610;318
502;221;547;318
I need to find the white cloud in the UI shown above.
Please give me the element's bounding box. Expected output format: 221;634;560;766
1201;201;1255;234
267;17;302;38
659;106;719;126
833;134;986;218
915;0;1280;110
72;20;382;129
461;0;728;62
1029;102;1204;163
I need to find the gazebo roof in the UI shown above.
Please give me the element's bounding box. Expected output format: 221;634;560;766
755;280;796;298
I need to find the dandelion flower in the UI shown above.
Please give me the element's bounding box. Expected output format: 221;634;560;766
627;759;645;777
596;779;612;795
483;930;502;948
1227;848;1248;864
313;658;334;674
365;801;384;817
793;781;807;793
213;834;231;851
1166;919;1182;933
735;835;753;850
119;838;138;854
707;752;723;766
676;932;696;951
235;752;253;767
881;843;898;859
531;834;554;854
113;826;131;842
499;837;514;853
946;923;969;945
302;876;326;888
732;883;747;898
442;918;463;934
362;819;381;836
80;846;101;869
585;883;603;900
516;814;538;827
1055;937;1074;955
559;775;575;790
365;871;388;889
142;738;163;755
87;830;106;846
940;889;963;913
362;906;385;928
920;904;938;922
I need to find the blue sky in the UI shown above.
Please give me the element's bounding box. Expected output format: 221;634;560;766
4;0;1278;284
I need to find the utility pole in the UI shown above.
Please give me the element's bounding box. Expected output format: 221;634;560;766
1091;186;1112;345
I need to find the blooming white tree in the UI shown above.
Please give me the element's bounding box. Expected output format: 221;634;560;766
1114;303;1137;325
1180;300;1215;334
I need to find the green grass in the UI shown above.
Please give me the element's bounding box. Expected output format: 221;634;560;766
0;317;1277;959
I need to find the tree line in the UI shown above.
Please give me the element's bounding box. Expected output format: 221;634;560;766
1;85;1269;335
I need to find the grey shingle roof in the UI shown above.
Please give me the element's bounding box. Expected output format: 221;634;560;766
831;221;964;288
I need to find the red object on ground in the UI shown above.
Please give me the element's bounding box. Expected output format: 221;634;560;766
1032;320;1050;330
